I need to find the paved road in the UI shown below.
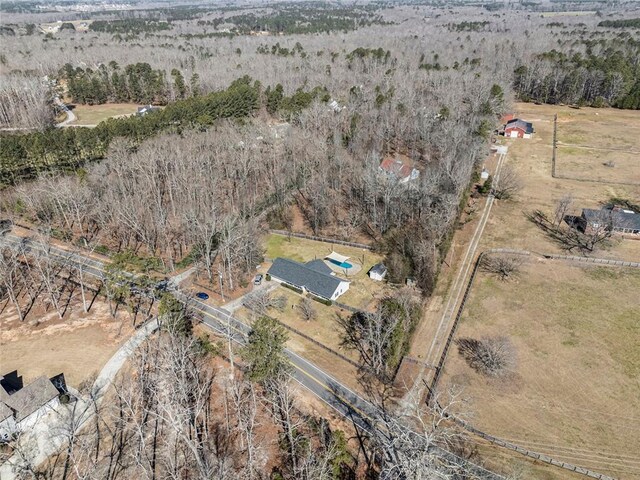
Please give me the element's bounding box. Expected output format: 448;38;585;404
0;233;503;479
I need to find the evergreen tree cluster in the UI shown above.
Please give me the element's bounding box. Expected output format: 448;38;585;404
196;4;388;35
514;43;640;108
0;77;260;186
598;18;640;29
89;19;172;34
62;62;194;105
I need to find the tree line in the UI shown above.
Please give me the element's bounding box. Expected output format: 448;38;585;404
61;61;196;105
513;42;640;108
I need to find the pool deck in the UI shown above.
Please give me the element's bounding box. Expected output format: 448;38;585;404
325;258;362;277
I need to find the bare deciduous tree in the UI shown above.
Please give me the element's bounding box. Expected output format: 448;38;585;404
492;165;522;200
480;254;525;280
298;297;317;321
456;336;517;377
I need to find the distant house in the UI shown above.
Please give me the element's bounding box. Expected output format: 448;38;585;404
328;99;344;113
379;154;420;184
368;263;388;281
137;105;159;116
267;258;350;301
0;371;67;442
580;208;640;236
502;118;534;139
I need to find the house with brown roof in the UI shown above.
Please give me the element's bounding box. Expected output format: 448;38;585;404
379;154;420;184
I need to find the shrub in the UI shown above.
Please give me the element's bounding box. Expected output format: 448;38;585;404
309;294;332;306
281;283;302;294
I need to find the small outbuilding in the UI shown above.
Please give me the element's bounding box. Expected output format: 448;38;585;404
368;263;388;281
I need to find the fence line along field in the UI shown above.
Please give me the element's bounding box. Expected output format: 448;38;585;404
440;261;640;479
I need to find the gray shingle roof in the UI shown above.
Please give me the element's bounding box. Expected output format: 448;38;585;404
268;258;347;299
506;118;534;134
369;263;387;276
305;259;334;275
0;402;14;422
582;209;640;231
3;376;59;422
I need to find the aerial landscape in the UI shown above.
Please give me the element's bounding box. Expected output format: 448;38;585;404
0;0;639;478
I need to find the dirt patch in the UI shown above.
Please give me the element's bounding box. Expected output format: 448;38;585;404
441;262;640;479
0;298;134;388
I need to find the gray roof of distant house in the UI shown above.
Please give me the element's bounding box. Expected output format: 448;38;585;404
305;259;334;275
369;263;387;275
2;376;59;422
582;209;640;230
506;118;534;134
268;258;347;299
0;402;13;422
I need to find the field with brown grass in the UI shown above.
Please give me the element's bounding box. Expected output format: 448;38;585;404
555;107;640;184
69;103;140;126
441;261;640;479
427;103;640;479
0;299;134;388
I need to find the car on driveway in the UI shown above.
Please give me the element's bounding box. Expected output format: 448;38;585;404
254;274;263;285
195;292;209;300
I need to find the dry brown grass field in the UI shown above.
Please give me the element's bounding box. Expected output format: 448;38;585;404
555;107;640;184
409;103;640;479
0;299;134;387
69;103;139;126
442;262;640;479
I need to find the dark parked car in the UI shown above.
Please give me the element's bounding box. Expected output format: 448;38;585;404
254;274;263;285
195;292;209;300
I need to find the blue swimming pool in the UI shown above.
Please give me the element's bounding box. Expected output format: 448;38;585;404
328;258;353;269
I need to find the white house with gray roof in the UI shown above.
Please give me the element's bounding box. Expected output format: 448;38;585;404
267;258;350;301
0;372;65;442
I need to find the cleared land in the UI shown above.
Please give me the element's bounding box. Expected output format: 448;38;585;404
0;299;134;387
441;261;640;479
69;103;139;126
555;107;640;184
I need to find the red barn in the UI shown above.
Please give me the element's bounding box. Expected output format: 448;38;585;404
503;118;534;139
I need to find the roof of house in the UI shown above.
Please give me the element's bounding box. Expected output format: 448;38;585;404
505;118;534;134
369;263;388;276
582;208;640;230
268;258;348;299
379;156;415;179
2;376;59;422
0;402;14;423
305;259;334;275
